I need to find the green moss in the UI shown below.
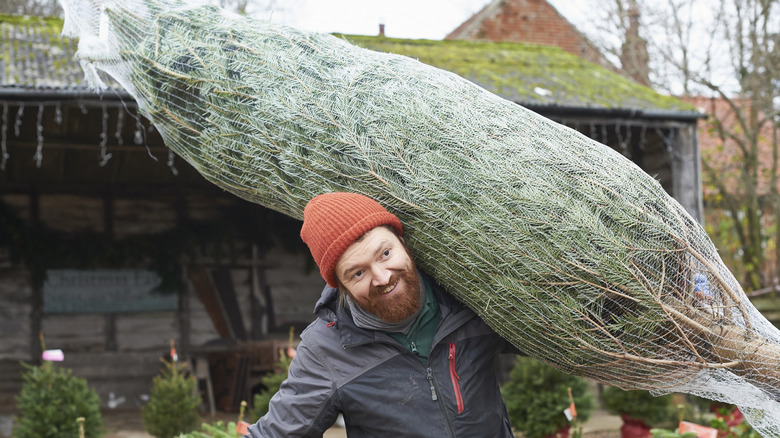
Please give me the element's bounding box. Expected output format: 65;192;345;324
1;14;81;85
0;13;64;31
340;34;697;113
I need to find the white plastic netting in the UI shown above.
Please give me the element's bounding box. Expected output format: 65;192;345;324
60;0;780;433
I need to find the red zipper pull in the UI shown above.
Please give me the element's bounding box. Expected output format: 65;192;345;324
448;342;464;413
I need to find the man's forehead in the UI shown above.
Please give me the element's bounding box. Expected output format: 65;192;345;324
337;227;399;270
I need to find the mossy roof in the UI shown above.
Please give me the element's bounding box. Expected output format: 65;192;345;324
0;14;697;115
341;35;698;114
0;14;83;88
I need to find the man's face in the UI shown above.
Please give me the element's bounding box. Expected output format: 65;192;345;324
334;226;421;323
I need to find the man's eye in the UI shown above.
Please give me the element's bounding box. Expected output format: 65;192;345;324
354;270;364;279
382;249;390;257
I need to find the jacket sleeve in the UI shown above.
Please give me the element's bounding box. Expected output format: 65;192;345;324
245;335;339;437
501;338;526;355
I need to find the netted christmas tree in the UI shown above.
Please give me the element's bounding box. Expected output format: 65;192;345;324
59;0;780;435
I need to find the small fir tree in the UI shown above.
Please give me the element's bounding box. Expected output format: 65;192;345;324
178;401;247;438
248;349;293;421
501;356;594;438
142;342;201;438
180;421;241;438
249;327;296;421
13;360;103;438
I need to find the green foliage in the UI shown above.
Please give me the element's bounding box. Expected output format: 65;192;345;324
249;350;293;422
13;362;103;438
706;405;758;438
178;421;241;438
142;358;201;438
650;428;698;438
601;386;674;426
501;356;594;438
709;416;760;438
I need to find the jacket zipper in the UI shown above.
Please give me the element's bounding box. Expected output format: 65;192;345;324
426;365;456;438
426;367;438;401
448;342;464;413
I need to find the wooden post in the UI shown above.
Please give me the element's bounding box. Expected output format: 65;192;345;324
103;194;118;351
29;186;42;364
179;265;191;357
249;244;268;339
175;194;190;356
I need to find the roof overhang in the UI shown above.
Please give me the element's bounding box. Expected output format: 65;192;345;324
0;86;131;103
523;102;707;123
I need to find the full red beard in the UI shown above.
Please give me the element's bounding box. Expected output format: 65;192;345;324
349;259;422;323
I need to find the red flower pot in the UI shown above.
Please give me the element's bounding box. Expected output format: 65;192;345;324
620;413;651;438
714;407;743;428
544;424;571;438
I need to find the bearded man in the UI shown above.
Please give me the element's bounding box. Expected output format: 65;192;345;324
246;192;519;438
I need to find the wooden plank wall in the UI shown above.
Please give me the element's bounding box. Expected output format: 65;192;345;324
0;192;325;410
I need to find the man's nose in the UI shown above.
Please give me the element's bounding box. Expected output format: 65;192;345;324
371;264;392;286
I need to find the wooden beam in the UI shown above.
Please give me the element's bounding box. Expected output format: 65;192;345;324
211;268;247;341
179;265;191;358
188;265;232;339
29;185;42;364
6;139;168;153
103;194;118;352
0;182;224;196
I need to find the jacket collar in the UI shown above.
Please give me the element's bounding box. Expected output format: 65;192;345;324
312;273;474;349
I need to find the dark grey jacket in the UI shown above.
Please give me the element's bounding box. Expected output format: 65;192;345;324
246;280;516;437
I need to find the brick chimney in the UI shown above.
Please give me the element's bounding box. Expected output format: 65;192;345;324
379;23;385;37
620;6;650;86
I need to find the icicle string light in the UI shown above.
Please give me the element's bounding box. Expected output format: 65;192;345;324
1;103;8;171
99;104;113;166
55;104;63;125
167;149;178;175
115;108;124;146
14;105;24;137
33;105;44;168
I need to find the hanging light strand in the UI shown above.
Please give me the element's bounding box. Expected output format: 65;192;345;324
1;103;8;171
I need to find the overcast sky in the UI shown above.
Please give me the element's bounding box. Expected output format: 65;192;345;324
248;0;727;96
258;0;596;41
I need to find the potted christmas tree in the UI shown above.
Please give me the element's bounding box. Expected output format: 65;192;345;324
601;386;675;438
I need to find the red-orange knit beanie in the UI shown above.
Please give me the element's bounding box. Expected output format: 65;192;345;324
300;192;403;287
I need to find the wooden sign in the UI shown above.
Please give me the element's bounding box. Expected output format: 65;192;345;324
43;269;178;313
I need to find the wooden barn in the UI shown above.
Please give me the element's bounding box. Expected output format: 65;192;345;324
0;14;326;415
0;11;704;417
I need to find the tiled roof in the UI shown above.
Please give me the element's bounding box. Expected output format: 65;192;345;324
0;14;86;90
1;14;698;116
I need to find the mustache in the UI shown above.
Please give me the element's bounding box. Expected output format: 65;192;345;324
369;271;401;298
